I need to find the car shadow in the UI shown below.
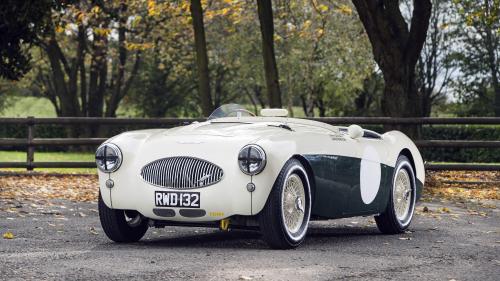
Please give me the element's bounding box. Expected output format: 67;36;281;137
308;225;380;238
95;225;385;250
139;229;264;249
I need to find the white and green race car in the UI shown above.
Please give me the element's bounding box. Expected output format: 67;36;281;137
96;104;424;249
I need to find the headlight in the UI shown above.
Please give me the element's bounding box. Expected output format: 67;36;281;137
238;144;266;175
95;143;122;173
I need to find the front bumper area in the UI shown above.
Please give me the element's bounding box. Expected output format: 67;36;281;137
98;165;254;222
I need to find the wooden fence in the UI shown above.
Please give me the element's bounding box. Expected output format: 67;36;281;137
0;116;499;171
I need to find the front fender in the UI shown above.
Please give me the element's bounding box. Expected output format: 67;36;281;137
383;131;425;186
250;138;297;215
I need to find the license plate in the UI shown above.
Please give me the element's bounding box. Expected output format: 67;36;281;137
155;191;200;208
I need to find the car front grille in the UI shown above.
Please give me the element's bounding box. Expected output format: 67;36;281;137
140;157;224;189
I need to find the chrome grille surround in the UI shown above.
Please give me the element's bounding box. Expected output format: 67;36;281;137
140;156;224;189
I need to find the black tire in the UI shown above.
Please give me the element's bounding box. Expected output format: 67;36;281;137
259;159;312;249
98;192;149;242
375;155;416;234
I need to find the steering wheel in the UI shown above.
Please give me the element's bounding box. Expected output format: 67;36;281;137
225;109;255;118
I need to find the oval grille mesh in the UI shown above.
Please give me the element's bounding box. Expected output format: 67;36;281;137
140;157;224;189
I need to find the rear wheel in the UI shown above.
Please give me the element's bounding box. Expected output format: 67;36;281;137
98;192;149;242
375;155;416;234
259;159;311;249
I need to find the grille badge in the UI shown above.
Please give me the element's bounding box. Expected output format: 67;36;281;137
197;174;211;183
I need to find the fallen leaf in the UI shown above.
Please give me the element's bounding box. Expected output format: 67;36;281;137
3;231;14;239
89;227;98;235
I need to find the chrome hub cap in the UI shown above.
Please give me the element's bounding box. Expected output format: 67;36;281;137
393;168;412;222
282;174;306;234
124;211;142;227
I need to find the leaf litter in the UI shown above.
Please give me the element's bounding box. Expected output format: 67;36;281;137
0;171;498;221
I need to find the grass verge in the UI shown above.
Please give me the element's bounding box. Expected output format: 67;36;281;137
0;151;96;174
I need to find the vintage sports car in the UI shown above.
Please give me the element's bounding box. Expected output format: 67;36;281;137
96;104;425;249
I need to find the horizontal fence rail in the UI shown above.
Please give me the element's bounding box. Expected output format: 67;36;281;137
309;117;500;125
1;116;500;125
0;116;499;171
1;138;500;148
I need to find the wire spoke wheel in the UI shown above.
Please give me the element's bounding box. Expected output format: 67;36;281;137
393;169;412;222
259;159;311;249
375;155;416;234
282;174;306;235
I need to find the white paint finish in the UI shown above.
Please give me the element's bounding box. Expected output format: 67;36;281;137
347;124;363;139
260;108;289;117
383;131;426;184
97;115;426;222
359;146;382;204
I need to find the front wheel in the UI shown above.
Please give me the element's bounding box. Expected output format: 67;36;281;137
259;159;312;249
98;192;149;242
375;155;417;234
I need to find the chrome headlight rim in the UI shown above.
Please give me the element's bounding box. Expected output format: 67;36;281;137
238;144;266;176
95;143;123;173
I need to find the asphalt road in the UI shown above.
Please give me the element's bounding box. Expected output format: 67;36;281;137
1;198;499;281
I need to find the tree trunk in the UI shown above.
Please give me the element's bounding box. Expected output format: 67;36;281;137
493;73;500;117
105;3;127;118
77;24;87;117
44;39;76;117
352;0;432;138
316;97;326;117
485;27;500;116
88;33;107;118
190;0;213;116
253;85;266;108
257;0;282;108
382;69;421;136
214;66;225;109
304;91;315;117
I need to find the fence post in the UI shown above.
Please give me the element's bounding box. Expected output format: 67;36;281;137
27;116;35;171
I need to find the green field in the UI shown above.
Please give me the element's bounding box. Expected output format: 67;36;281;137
1;96;315;118
0;151;96;174
0;96;139;118
1;96;57;117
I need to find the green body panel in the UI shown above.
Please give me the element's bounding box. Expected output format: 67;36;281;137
304;155;394;219
416;179;423;201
